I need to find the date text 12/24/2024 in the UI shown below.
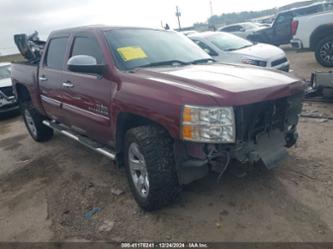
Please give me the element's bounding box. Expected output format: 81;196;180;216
121;242;208;248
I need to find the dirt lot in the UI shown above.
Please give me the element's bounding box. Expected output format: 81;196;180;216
0;50;333;242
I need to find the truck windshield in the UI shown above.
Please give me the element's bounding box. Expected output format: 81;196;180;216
104;29;211;70
0;65;11;80
207;33;253;51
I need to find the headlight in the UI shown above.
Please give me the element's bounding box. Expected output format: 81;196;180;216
181;105;235;143
241;59;267;67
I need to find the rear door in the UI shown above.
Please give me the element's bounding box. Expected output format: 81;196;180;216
39;36;70;123
60;32;116;144
273;13;294;45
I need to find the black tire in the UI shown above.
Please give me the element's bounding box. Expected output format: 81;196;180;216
124;126;180;211
315;35;333;67
21;101;53;142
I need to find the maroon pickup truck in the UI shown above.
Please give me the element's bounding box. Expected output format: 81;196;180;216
11;26;304;210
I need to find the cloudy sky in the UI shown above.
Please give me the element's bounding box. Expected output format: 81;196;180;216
0;0;297;55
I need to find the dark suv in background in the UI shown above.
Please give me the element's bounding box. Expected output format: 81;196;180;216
248;2;329;46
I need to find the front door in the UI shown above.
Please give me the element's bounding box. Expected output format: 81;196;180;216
273;13;293;45
60;33;116;144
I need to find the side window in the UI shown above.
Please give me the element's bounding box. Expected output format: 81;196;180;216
193;40;218;56
276;14;292;25
275;15;285;24
233;25;242;32
71;36;104;64
221;27;231;32
225;25;242;32
45;37;68;70
223;26;238;32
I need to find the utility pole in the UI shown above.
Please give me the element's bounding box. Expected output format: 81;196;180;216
176;6;182;31
210;0;214;16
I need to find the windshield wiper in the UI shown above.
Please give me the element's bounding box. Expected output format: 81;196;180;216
226;44;253;52
225;48;237;51
189;58;216;64
239;44;254;50
138;60;190;68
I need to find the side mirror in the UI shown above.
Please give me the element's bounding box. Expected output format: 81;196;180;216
67;55;106;75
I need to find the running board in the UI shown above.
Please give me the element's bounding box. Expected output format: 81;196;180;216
42;120;116;160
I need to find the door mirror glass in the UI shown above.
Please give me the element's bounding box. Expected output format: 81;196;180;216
67;55;106;75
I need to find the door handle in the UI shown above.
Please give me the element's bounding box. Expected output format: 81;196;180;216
62;82;74;88
39;76;48;82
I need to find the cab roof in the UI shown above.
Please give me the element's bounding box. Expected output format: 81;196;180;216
49;25;164;38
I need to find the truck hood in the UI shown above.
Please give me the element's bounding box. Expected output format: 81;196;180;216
0;78;12;88
230;43;286;61
133;63;304;106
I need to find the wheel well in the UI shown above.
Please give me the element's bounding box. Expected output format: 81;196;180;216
15;83;31;103
310;25;333;50
115;112;171;155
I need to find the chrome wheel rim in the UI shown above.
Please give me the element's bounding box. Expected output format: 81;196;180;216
128;142;149;198
319;41;333;64
24;109;37;137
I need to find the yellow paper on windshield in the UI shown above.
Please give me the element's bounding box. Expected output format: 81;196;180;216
117;46;147;62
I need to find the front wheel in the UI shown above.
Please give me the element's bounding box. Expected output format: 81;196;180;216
315;36;333;67
22;102;53;142
124;126;180;211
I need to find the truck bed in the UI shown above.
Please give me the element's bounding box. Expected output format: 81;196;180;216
11;62;38;88
11;62;45;114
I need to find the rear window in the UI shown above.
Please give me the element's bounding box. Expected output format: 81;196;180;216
294;5;323;16
71;36;104;64
45;37;68;70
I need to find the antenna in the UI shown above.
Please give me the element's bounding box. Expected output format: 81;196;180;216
176;6;182;31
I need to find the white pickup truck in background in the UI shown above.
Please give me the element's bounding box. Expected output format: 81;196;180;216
291;10;333;67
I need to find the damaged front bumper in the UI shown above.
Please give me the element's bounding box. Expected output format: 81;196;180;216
175;93;303;185
0;91;19;114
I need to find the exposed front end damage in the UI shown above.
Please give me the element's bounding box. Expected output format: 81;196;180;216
175;93;303;185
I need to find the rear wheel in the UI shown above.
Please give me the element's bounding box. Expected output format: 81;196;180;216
315;36;333;67
124;126;180;211
22;101;53;142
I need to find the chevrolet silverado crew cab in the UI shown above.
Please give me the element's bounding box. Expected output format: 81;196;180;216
11;26;304;210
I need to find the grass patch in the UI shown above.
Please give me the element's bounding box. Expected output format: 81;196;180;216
0;54;24;63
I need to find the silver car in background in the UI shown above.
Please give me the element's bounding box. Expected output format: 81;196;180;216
0;63;19;115
218;22;266;39
189;32;290;72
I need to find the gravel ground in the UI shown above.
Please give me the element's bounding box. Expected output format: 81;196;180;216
0;49;332;242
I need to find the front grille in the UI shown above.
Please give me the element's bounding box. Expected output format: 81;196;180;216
271;57;288;67
235;97;289;142
0;87;14;98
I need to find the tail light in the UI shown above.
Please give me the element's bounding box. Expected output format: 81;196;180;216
291;20;299;36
